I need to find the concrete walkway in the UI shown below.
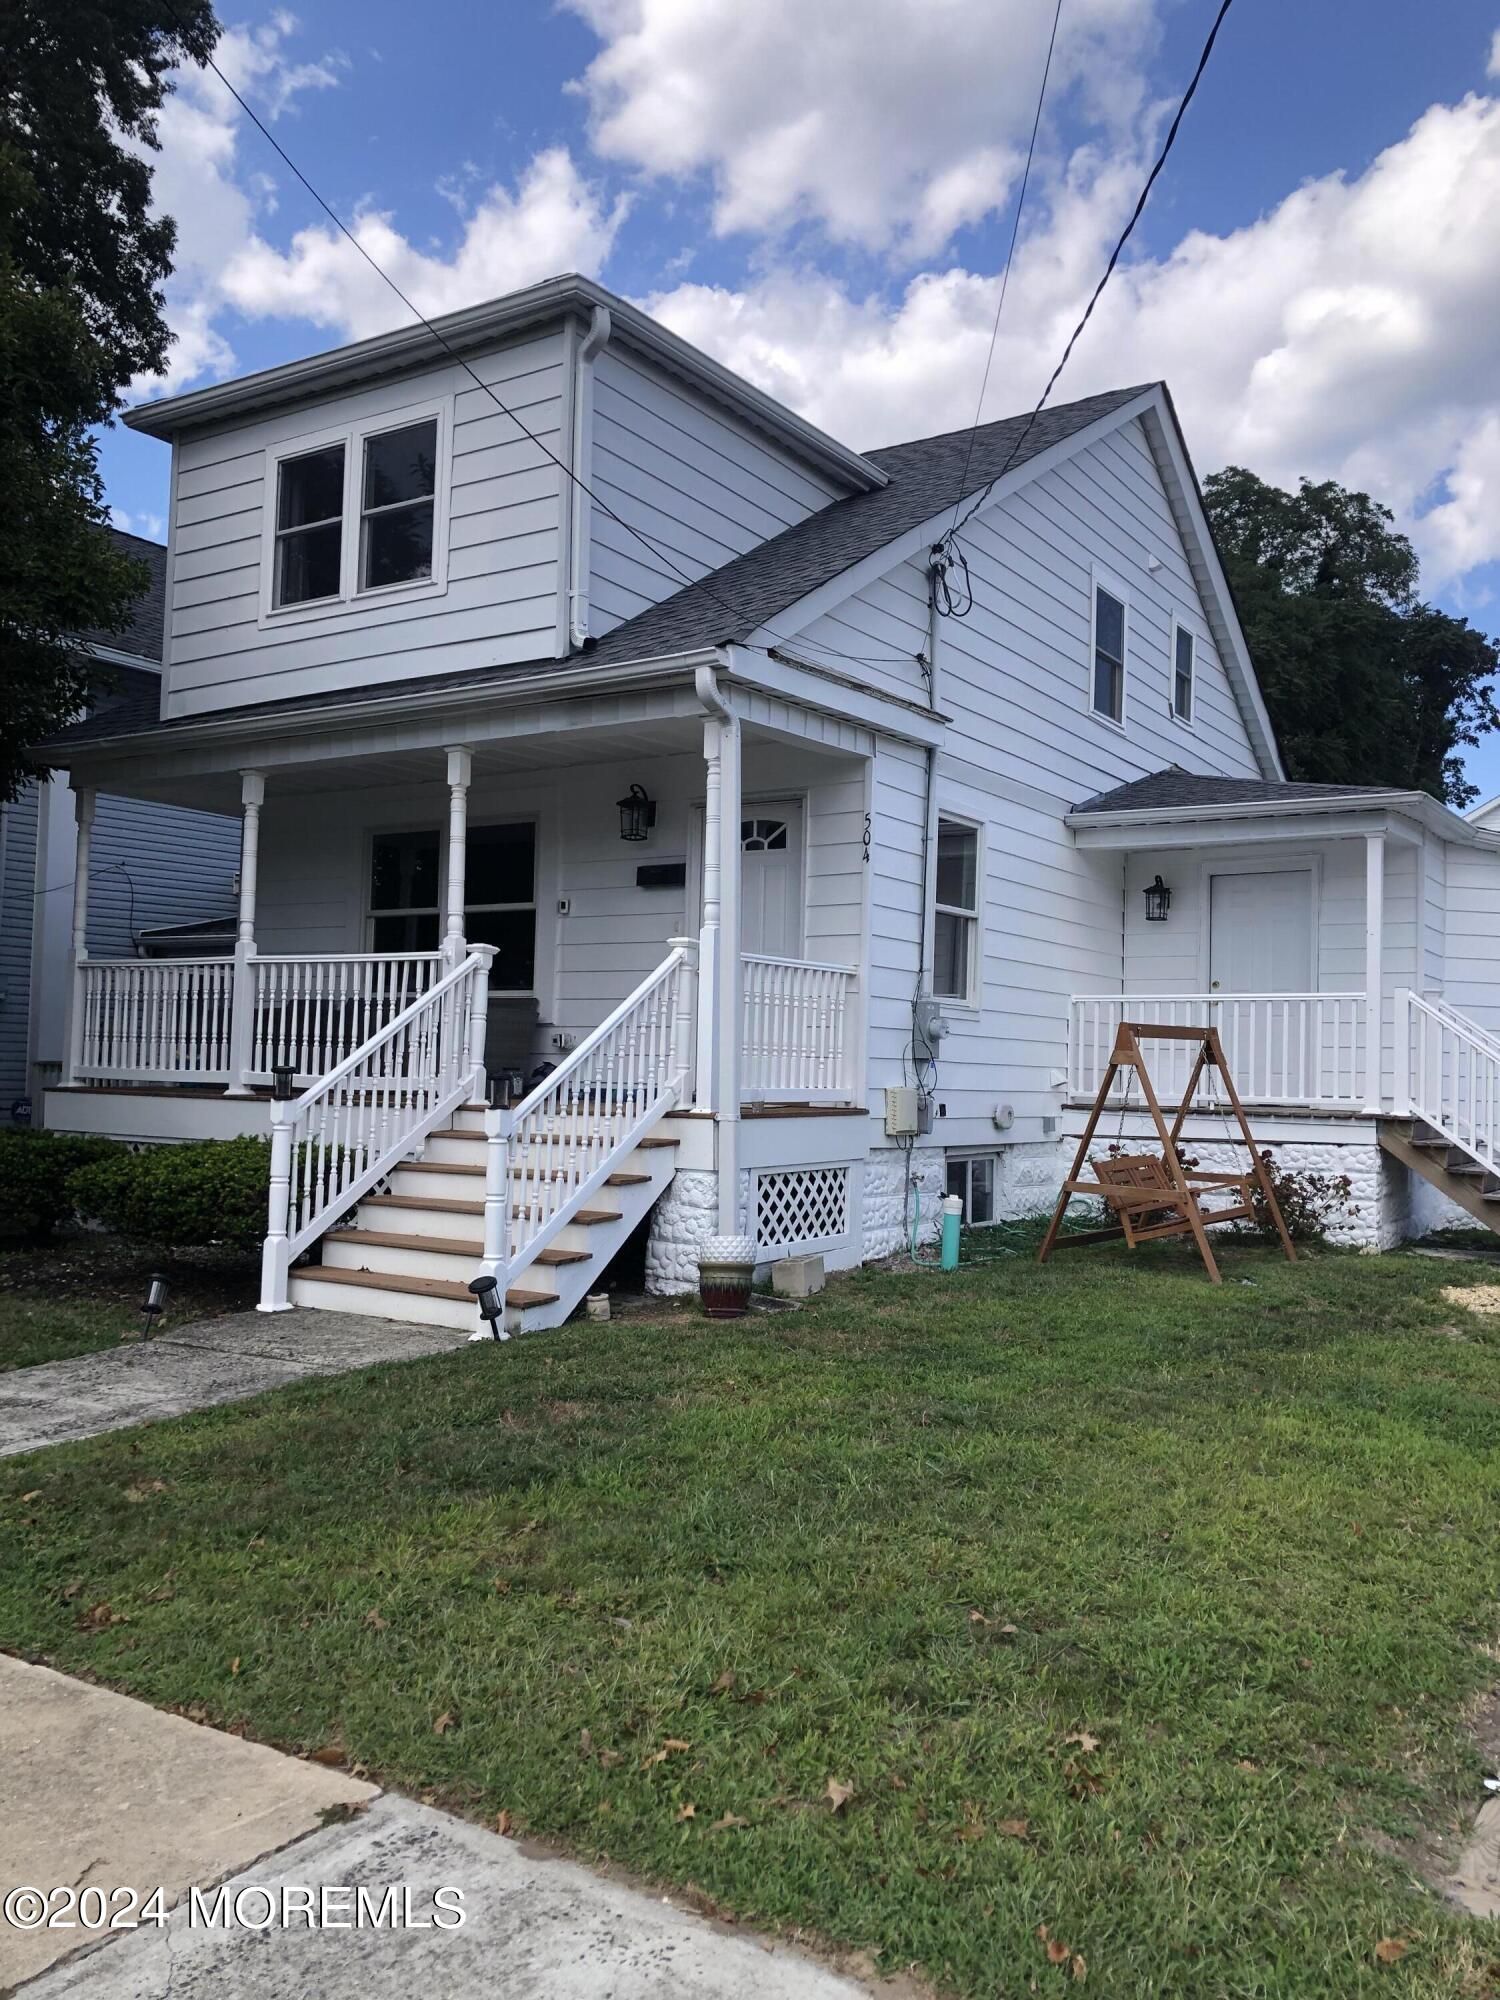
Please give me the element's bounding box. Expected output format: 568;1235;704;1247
0;1310;471;1459
1;1659;874;1999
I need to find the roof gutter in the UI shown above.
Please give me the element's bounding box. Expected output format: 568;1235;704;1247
1066;789;1493;847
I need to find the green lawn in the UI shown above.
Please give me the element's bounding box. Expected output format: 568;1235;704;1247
4;1239;1500;1995
0;1236;257;1370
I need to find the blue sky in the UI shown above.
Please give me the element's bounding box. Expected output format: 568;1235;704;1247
108;0;1500;798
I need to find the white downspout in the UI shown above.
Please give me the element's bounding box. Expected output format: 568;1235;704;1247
695;666;743;1240
568;305;612;650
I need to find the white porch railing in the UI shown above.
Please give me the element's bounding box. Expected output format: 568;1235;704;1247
75;959;236;1084
1069;992;1369;1110
741;953;858;1102
251;953;442;1083
480;942;696;1317
1401;990;1500;1174
258;948;492;1310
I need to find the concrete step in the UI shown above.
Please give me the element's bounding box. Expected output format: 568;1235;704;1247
390;1159;653;1193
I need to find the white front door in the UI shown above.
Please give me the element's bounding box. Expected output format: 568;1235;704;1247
740;800;804;958
1208;868;1314;993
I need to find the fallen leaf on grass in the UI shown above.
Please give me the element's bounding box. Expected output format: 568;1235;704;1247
123;1479;167;1503
309;1746;346;1767
1063;1731;1100;1754
18;1489;41;1503
1072;1955;1087;1982
364;1608;388;1631
598;1748;623;1769
60;1579;84;1601
1064;1761;1103;1799
642;1738;692;1768
1374;1938;1408;1966
230;1657;240;1676
675;1803;697;1823
580;1728;594;1757
433;1712;456;1735
1046;1940;1071;1966
78;1601;128;1632
1237;1758;1258;1772
709;1812;748;1832
496;1810;513;1836
710;1668;737;1694
997;1818;1030;1839
824;1777;856;1812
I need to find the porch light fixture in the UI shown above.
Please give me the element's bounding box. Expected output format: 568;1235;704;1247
616;783;657;843
271;1062;297;1101
1143;874;1172;922
139;1273;169;1339
467;1273;507;1343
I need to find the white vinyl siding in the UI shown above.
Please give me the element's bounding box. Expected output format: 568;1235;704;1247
166;332;567;717
587;347;847;633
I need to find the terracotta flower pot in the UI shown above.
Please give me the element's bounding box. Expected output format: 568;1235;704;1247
698;1234;757;1319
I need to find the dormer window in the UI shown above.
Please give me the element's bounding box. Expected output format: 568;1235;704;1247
360;419;437;590
274;443;345;606
261;400;449;621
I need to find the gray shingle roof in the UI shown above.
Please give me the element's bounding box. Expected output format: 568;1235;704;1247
1072;769;1405;815
39;384;1150;755
78;528;168;662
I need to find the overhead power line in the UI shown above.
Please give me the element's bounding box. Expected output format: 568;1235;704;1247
945;0;1065;538
940;0;1237;559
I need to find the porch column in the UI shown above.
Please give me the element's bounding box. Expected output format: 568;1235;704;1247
443;746;472;965
714;712;742;1235
60;786;95;1086
1364;831;1385;1112
695;722;722;1111
225;770;264;1097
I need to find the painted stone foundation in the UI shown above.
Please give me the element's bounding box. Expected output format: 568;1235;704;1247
860;1146;947;1262
1132;1136;1408;1250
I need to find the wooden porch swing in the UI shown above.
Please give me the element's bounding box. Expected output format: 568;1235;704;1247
1038;1022;1296;1283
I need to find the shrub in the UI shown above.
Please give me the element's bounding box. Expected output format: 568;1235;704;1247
69;1136;272;1251
0;1129;125;1243
1249;1148;1357;1244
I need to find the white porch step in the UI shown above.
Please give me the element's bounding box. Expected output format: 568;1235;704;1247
290;1117;679;1334
321;1227;589;1286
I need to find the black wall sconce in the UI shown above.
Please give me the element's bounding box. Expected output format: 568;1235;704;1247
616;783;657;842
1143;873;1172;922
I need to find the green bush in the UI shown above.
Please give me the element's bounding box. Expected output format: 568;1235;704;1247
70;1136;272;1251
0;1129;124;1243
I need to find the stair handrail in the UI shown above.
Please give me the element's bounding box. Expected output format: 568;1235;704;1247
259;946;493;1311
1401;988;1500;1176
480;940;697;1321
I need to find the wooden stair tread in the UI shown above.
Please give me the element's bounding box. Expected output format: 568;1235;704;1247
361;1194;613;1226
327;1227;479;1255
292;1264;558;1309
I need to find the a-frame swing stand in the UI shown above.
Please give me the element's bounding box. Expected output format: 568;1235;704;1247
1038;1022;1296;1283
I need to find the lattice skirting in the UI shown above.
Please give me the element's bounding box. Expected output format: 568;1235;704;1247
755;1164;852;1258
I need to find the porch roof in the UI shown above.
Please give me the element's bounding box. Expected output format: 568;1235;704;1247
1067;765;1498;851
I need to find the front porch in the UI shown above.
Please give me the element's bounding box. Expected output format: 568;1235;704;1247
46;679;875;1136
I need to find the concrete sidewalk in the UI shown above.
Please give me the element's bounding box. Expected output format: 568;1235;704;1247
0;1310;470;1459
1;1659;875;1999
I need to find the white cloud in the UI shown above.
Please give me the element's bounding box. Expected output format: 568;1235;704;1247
221;148;628;341
1488;27;1500;79
649;85;1500;589
109;506;168;542
567;0;1154;257
132;16;627;394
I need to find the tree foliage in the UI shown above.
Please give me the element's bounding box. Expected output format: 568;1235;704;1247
1204;467;1499;807
0;0;218;800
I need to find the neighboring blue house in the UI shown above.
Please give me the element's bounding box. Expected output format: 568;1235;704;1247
0;529;241;1120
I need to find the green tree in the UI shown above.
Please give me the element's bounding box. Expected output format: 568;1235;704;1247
0;0;218;800
1203;466;1499;807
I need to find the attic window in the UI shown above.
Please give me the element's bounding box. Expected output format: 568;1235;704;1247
1092;585;1126;724
360;419;437;591
274;443;345;606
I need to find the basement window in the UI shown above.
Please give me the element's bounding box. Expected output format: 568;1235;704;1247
946;1154;996;1225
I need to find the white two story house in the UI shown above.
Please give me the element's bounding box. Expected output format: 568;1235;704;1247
36;275;1500;1330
